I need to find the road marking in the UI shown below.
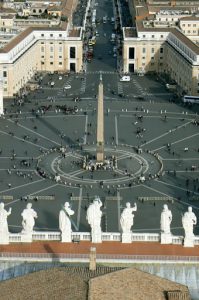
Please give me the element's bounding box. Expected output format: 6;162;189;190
0;130;48;150
118;184;141;190
0;178;45;194
141;184;178;200
77;187;82;230
5;183;58;206
0;169;35;172
7;119;60;146
144;182;199;210
153;132;199;152
155;179;199;195
117;190;121;231
83;114;88;145
115;115;118;145
0;157;37;160
162;158;199;161
142;120;192;148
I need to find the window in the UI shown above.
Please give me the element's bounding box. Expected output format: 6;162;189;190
70;47;76;58
142;63;145;66
142;57;145;60
160;47;163;54
41;42;44;44
59;62;62;65
151;63;154;66
50;34;53;37
142;47;146;53
50;47;54;52
41;55;44;58
143;35;146;38
59;55;62;59
151;48;154;53
59;42;62;44
193;24;196;27
151;57;154;60
41;62;45;65
3;71;7;77
50;55;53;58
4;88;7;91
152;35;154;38
129;47;134;59
161;35;163;38
59;46;62;52
188;24;191;27
50;62;53;65
41;34;44;37
59;34;62;37
41;46;44;52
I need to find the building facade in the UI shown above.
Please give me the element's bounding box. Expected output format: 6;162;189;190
0;26;83;97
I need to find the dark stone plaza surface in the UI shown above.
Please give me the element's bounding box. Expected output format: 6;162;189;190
1;71;199;236
1;0;199;236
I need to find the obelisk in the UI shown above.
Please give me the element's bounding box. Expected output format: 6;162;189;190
96;73;104;162
0;76;4;115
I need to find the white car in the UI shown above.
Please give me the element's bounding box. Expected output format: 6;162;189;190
64;85;71;90
120;76;130;82
59;76;62;80
50;81;55;86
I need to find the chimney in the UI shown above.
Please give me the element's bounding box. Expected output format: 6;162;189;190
89;247;96;271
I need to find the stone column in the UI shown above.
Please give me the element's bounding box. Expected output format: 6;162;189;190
96;74;104;162
89;247;97;271
0;77;4;115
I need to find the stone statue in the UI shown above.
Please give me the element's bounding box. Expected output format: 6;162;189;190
87;196;102;243
160;204;172;234
59;202;74;242
21;203;37;234
182;206;197;247
120;202;137;234
0;202;12;244
160;204;173;244
120;202;137;243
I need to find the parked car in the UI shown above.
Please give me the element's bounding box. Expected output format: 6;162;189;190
120;76;130;82
59;76;62;80
64;85;71;90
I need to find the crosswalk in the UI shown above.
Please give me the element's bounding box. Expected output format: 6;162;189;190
80;77;86;94
87;71;116;74
117;82;123;95
57;78;73;97
132;78;153;101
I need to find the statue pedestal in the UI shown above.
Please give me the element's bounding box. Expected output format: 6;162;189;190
91;231;102;243
184;237;194;247
161;233;172;244
122;233;132;243
21;233;32;243
0;234;9;245
61;233;72;243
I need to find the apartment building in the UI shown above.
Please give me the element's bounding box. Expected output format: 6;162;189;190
122;0;199;95
0;26;83;97
179;16;199;36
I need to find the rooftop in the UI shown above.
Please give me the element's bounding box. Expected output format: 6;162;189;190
0;266;190;300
